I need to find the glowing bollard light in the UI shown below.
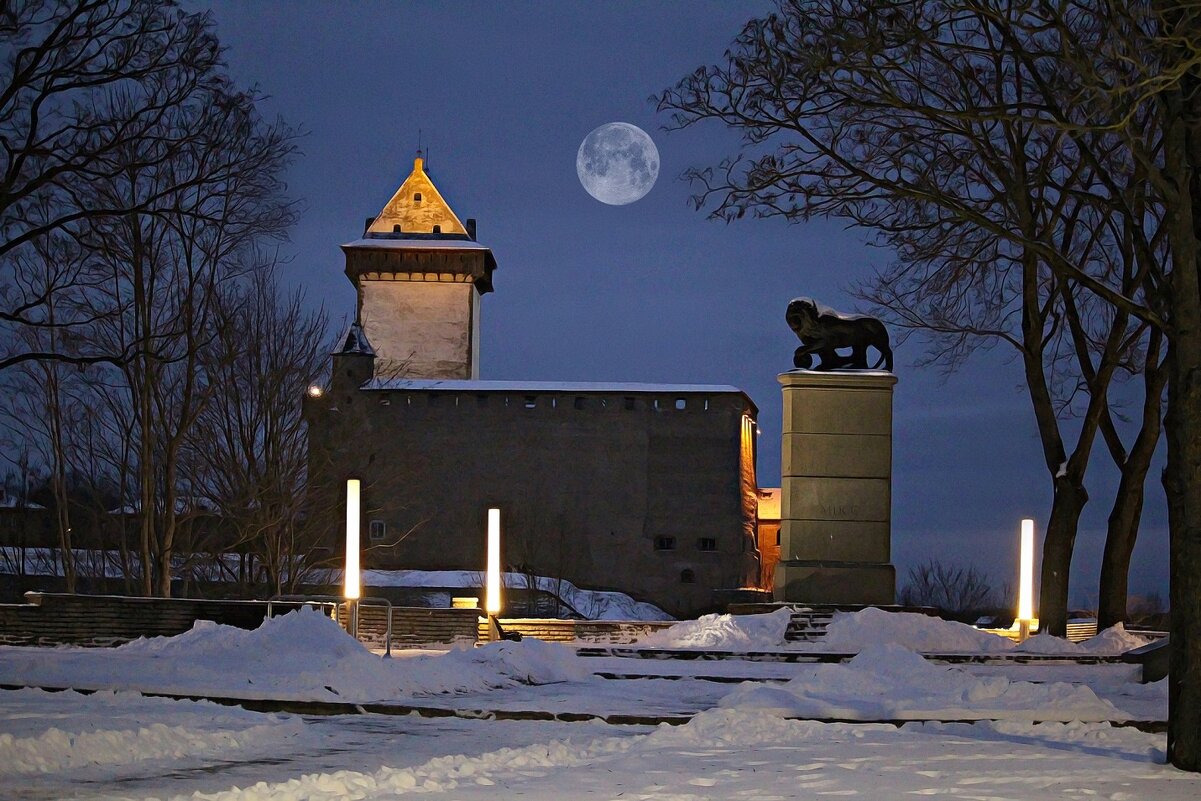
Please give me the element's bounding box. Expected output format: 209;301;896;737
1017;518;1036;642
486;508;502;641
345;479;361;637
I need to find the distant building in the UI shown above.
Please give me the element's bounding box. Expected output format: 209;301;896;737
304;156;762;617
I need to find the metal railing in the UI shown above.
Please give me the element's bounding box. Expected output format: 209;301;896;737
267;594;393;656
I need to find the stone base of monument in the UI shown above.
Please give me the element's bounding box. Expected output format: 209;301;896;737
773;369;897;605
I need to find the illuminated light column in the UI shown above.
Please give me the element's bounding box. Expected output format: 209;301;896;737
486;508;502;641
1018;518;1035;641
345;479;361;638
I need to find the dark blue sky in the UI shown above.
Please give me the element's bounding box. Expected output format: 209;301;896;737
204;0;1168;606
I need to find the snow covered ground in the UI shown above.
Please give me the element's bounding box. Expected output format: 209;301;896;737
1;608;1192;800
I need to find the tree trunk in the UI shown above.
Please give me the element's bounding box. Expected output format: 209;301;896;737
1165;340;1201;771
1098;357;1165;629
1038;477;1088;637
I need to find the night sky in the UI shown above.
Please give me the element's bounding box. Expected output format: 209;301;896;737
203;0;1168;606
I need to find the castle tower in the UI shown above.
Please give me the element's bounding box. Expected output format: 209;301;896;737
341;155;497;379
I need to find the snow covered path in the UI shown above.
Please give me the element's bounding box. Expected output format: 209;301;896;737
0;608;1193;800
8;701;1196;801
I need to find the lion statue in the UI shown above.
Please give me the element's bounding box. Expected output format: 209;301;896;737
786;298;893;372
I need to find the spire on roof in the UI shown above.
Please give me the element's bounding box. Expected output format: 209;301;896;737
366;155;467;237
339;323;375;356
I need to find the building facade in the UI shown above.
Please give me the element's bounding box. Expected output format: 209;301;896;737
304;156;761;617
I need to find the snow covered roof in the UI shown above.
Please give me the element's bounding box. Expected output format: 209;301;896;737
337;323;375;356
362;378;748;395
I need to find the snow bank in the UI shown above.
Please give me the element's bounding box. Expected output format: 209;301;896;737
0;689;305;775
638;608;792;649
1080;624;1156;655
1013;633;1087;654
909;719;1167;762
820;608;1015;653
360;569;673;621
3;608;590;703
719;643;1124;721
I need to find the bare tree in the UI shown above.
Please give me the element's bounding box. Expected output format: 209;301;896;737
657;0;1201;769
899;560;1004;621
0;0;232;371
184;267;333;596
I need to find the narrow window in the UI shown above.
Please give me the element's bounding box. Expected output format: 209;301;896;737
680;569;696;584
524;395;537;409
654;536;676;551
776;531;781;546
675;398;687;410
369;520;386;542
652;398;661;410
599;397;608;408
414;192;422;202
698;537;717;552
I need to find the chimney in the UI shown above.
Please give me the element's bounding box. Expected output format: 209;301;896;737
466;218;477;240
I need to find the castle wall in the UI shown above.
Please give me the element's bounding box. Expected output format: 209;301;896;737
305;384;760;618
359;281;478;379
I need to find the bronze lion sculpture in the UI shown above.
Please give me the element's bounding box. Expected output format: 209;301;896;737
786;298;893;372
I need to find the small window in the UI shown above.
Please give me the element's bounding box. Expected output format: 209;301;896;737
680;569;696;584
698;537;717;552
776;531;781;546
574;397;586;410
524;395;537;409
432;224;442;233
599;398;608;408
653;398;661;410
675;398;687;410
413;192;422;202
654;536;676;551
624;397;636;410
369;520;386;542
704;398;710;411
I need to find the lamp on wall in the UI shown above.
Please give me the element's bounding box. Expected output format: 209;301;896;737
486;507;502;641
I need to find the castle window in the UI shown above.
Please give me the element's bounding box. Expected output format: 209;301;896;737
624;397;636;410
697;537;717;552
776;531;781;546
574;396;586;410
680;569;696;584
675;398;687;410
654;536;676;551
432;224;442;233
369;520;386;542
599;397;608;408
652;398;661;411
704;398;710;411
524;396;537;409
414;192;422;202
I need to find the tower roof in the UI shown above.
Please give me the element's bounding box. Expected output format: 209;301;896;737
367;156;467;236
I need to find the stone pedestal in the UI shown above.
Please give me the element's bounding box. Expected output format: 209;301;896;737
773;370;897;605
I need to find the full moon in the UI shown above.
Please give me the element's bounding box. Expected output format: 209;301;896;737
576;122;660;205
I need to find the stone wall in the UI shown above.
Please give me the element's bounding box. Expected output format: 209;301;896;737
0;593;481;648
306;383;762;618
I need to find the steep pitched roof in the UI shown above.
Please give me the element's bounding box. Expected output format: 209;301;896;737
367;156;467;236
